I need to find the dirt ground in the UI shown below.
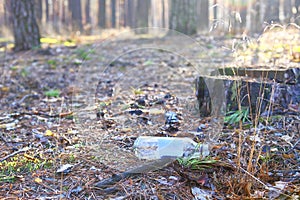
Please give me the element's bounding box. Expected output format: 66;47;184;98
0;28;300;199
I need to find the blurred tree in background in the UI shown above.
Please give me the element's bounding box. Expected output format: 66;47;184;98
9;0;41;51
169;0;198;35
1;0;300;49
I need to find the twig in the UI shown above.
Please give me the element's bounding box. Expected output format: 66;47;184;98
273;169;300;174
9;111;73;119
0;147;30;162
238;165;288;196
285;138;300;153
17;94;39;105
238;166;269;189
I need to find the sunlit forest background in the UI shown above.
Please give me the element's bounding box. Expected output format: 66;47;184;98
0;0;300;38
1;1;300;199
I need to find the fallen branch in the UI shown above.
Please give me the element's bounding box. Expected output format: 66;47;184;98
17;94;39;105
0;147;30;162
94;157;175;189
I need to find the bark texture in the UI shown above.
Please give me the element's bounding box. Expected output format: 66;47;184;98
197;0;209;32
135;0;150;34
196;68;300;117
98;0;106;28
111;0;116;28
11;0;41;51
69;0;83;31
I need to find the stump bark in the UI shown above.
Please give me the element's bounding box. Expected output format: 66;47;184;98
196;66;300;117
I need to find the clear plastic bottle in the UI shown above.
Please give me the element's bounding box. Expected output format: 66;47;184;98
133;136;209;160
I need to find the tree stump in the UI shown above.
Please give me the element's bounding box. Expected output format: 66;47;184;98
196;66;300;117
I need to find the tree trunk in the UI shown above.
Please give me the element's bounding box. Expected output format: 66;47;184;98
135;0;150;34
162;0;167;28
237;0;247;33
150;0;163;28
70;0;83;31
119;0;125;27
295;0;300;24
84;0;92;34
283;0;292;23
245;0;251;32
53;0;59;33
11;0;41;51
169;0;197;35
85;0;91;24
98;0;106;28
111;0;116;28
213;0;217;20
265;0;280;23
295;0;300;13
197;0;209;32
45;0;49;22
124;0;135;28
248;0;264;33
4;0;13;27
61;0;66;24
35;0;43;24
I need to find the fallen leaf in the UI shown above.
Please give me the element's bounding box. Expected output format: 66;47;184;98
44;130;55;137
34;177;43;183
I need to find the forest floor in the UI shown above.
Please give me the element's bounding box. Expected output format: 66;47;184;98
0;27;300;199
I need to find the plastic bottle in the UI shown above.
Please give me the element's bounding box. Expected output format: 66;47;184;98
133;136;209;160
